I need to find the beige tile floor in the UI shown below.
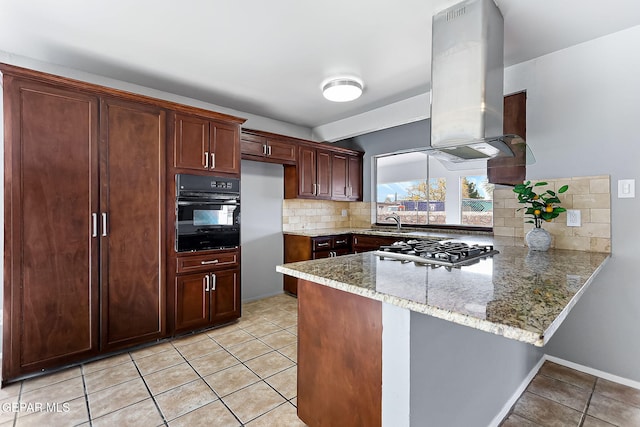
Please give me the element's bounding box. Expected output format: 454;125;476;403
501;361;640;426
0;294;306;427
3;293;639;427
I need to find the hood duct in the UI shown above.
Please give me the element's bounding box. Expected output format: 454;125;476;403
427;0;533;165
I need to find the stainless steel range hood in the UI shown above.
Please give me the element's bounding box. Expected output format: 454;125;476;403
427;0;532;165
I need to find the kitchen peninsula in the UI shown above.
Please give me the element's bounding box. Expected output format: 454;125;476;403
277;238;609;427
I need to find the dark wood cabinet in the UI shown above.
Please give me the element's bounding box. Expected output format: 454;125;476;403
99;97;166;351
2;76;169;380
331;152;363;201
352;234;404;253
294;145;332;199
174;250;241;333
2;63;246;383
3;76;101;379
283;234;352;294
174;113;240;175
240;129;296;164
487;92;527;185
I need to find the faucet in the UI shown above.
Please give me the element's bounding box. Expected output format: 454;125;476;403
385;214;402;231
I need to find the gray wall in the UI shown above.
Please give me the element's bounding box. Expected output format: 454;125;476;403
343;25;640;383
240;160;284;302
342;119;431;203
510;26;640;382
410;313;542;427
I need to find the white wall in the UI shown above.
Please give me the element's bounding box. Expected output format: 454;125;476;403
240;160;284;302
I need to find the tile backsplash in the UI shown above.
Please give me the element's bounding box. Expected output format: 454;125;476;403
282;200;372;232
493;175;611;252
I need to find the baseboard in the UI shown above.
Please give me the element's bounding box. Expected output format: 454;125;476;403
487;355;546;427
241;290;285;304
545;355;640;390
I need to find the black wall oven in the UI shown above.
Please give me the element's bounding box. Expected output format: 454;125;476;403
176;174;240;252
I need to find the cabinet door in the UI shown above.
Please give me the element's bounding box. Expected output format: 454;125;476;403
100;98;166;350
210;121;240;174
298;145;317;197
331;153;349;200
175;273;211;332
211;269;241;322
3;77;100;378
240;132;267;159
174;113;209;170
316;149;332;199
267;139;296;164
347;155;363;201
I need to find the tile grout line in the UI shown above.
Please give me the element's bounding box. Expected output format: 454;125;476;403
131;351;170;427
80;365;93;427
170;340;245;427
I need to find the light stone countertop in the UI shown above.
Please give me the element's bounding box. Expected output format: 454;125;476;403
283;227;488;239
276;243;609;347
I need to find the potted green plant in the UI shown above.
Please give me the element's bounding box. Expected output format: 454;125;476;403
513;181;568;251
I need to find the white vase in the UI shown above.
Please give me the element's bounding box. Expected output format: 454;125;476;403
526;227;551;251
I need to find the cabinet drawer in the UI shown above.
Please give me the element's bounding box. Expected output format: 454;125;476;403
312;237;333;251
333;236;351;249
177;251;239;274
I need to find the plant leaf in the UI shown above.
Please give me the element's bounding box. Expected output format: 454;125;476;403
534;182;548;186
558;185;569;193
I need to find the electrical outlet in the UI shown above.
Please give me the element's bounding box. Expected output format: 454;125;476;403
567;210;581;227
341;209;348;217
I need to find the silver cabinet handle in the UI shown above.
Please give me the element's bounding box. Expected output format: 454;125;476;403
317;242;330;247
200;260;219;265
262;144;267;155
316;184;320;196
204;151;209;169
210;153;215;170
92;213;97;237
312;183;317;196
336;240;347;245
101;213;107;237
267;145;272;156
211;273;216;291
204;274;210;292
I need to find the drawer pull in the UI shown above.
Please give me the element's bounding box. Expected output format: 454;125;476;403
335;240;347;244
200;260;219;265
317;242;330;247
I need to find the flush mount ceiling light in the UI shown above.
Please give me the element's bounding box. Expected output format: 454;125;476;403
322;78;363;102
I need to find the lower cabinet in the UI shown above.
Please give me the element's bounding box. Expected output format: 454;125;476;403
174;250;241;333
283;234;352;295
352;234;405;253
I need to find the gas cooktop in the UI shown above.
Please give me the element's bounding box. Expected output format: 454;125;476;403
374;239;499;268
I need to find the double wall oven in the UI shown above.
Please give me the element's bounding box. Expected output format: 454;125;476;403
176;174;240;253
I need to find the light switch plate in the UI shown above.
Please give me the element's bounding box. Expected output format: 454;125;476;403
567;210;581;227
618;179;635;198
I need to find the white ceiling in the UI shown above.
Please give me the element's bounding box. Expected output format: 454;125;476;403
1;0;640;129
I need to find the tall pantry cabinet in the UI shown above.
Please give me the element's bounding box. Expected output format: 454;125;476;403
2;67;166;380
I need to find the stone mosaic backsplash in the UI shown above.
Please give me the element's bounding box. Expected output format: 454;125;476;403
282;200;372;232
493;175;611;253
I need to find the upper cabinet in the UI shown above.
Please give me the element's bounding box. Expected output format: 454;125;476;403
174;113;241;175
284;141;362;201
240;129;296;165
331;152;362;201
487;92;527;185
295;144;332;199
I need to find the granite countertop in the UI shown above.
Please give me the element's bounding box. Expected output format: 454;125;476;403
276;243;609;347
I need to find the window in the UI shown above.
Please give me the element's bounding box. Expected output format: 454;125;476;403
375;151;493;228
